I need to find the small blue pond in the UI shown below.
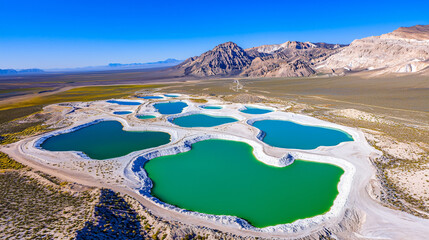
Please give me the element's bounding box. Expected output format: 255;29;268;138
251;119;353;150
201;105;222;110
107;100;141;106
138;96;164;99
113;111;133;115
172;114;237;127
240;106;273;114
153;101;188;115
164;94;180;98
136;115;156;120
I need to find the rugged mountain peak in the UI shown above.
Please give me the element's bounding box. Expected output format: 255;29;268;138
212;41;240;50
175;41;253;76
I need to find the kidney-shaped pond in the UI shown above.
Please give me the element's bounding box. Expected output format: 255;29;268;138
40;121;171;160
144;139;344;228
172;114;237;127
240;106;273;114
153;101;188;115
252;119;353;150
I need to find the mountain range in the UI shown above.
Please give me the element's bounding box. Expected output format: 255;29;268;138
0;59;183;75
0;68;44;75
108;58;182;68
173;24;429;77
46;58;183;73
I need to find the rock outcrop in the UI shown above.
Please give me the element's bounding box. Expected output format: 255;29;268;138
380;25;429;41
242;42;342;77
318;25;429;75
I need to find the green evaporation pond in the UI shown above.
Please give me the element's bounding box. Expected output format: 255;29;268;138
40;121;170;160
136;115;156;120
153;101;188;115
172;114;237;127
201;105;222;109
240;106;273;114
253;120;353;150
145;139;344;228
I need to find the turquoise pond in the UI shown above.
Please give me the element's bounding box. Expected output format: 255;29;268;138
40;121;170;160
201;105;222;109
252;119;353;149
138;96;164;99
106;100;141;106
172;114;237;127
164;94;180;97
240;106;273;114
136;115;156;120
113;111;132;115
153;101;188;115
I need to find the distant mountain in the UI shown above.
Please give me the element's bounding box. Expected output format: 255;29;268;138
0;68;44;75
45;59;183;73
318;25;429;75
108;58;182;68
174;41;345;77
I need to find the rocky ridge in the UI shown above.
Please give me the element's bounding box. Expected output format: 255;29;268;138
318;25;429;75
175;41;343;77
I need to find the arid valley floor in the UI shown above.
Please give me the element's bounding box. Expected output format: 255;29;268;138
1;70;429;239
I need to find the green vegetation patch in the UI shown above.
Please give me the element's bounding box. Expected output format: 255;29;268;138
0;152;25;170
0;106;43;125
1;124;48;145
0;84;163;111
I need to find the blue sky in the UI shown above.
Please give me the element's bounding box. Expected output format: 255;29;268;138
1;0;428;69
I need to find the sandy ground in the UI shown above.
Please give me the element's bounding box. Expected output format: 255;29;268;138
388;168;429;203
2;94;429;239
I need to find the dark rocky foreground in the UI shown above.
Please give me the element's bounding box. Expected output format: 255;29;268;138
76;189;144;240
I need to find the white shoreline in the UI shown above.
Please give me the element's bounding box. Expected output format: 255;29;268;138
13;94;372;235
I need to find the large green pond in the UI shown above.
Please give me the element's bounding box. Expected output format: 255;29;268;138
172;114;237;127
252;120;353;150
40;121;171;160
145;139;344;228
